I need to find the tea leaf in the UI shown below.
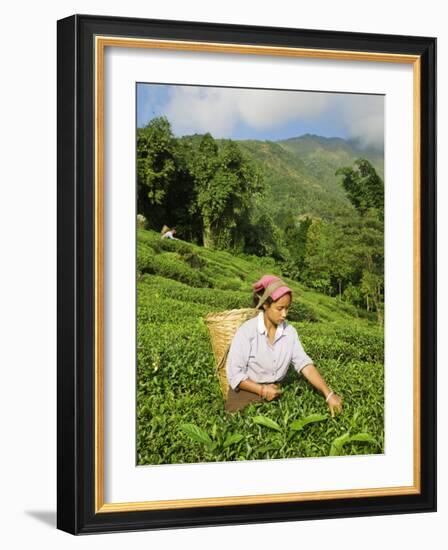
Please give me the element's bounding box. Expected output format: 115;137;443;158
330;432;351;455
180;423;213;448
223;433;244;448
329;432;376;455
290;414;328;431
350;433;377;444
253;415;282;432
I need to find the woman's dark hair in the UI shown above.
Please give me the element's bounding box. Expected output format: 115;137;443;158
252;292;274;308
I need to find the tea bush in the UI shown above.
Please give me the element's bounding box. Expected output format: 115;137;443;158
137;244;212;287
136;229;384;464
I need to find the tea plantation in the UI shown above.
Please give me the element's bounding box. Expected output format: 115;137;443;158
137;229;384;464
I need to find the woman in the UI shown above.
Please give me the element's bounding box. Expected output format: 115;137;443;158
161;226;177;240
225;275;343;415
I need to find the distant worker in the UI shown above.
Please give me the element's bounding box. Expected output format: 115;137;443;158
161;225;178;240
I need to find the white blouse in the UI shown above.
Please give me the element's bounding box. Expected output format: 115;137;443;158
226;312;313;390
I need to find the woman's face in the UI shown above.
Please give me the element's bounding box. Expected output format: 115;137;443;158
263;293;291;326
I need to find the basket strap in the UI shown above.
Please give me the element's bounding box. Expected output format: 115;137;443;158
255;279;288;310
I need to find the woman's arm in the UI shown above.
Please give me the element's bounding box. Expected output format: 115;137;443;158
301;363;343;417
238;379;281;401
227;325;280;400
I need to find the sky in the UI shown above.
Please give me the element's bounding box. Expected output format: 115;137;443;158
136;83;384;150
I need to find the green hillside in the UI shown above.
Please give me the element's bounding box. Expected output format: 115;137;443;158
137;118;384;316
235;139;351;223
137;229;384;465
277;134;384;205
225;135;383;225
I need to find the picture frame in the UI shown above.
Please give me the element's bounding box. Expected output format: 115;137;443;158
57;13;436;535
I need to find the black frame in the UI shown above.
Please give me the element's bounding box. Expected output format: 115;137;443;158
57;14;436;535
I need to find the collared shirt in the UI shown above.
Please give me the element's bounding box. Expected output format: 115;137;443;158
161;231;176;240
226;312;313;390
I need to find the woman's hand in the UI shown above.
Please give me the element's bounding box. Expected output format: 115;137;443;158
327;393;343;417
300;365;343;417
262;383;282;401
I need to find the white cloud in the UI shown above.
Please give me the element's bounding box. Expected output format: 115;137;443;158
235;89;331;129
337;94;384;149
162;85;384;148
165;86;237;136
164;86;332;137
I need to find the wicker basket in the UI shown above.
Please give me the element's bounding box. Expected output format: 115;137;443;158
204;308;258;398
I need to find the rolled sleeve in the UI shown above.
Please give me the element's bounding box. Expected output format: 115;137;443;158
226;326;251;390
291;330;313;375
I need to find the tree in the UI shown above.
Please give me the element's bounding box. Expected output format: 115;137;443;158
284;214;312;268
188;135;263;249
357;211;384;322
328;225;359;299
335;159;384;219
334;160;384;322
301;218;333;294
361;270;384;323
137;117;177;228
243;200;287;260
164;138;201;243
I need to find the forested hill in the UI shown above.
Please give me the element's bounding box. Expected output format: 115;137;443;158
137;117;384;318
278;134;384;190
231;134;383;224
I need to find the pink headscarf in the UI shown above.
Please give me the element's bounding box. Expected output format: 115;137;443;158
252;275;292;302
